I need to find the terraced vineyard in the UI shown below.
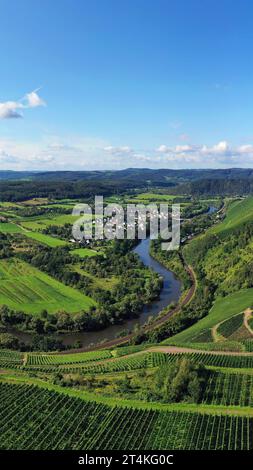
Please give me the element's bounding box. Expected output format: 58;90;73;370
26;349;112;366
203;371;253;407
21;350;253;374
1;191;253;453
0;382;252;450
217;313;244;339
4;347;253;374
165;288;253;346
0;350;24;367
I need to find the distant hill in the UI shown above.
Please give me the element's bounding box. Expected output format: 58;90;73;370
2;167;253;182
1;168;253;201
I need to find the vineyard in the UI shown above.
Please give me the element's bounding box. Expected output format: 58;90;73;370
4;349;253;374
0;382;253;450
203;370;253;407
217;313;244;339
26;349;112;366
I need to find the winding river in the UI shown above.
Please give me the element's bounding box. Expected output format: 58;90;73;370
13;238;181;349
11;206;218;349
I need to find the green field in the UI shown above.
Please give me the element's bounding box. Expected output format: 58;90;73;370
164;288;253;345
0;258;96;314
20;213;87;231
0;223;23;233
211;197;253;234
71;248;99;258
74;265;118;291
1;382;252;450
23;231;67;247
26;349;112;366
0;221;67;247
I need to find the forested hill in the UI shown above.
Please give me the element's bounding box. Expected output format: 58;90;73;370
173;177;253;197
2;167;253;182
1;168;253;201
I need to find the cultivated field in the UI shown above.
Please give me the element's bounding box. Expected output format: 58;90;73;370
165;288;253;346
0;380;253;450
0;258;96;314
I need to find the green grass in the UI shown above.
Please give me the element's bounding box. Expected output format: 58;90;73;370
131;192;182;201
0;258;96;314
0;223;23;233
23;231;67;247
211;197;253;234
20;214;88;231
0;219;67;247
71;248;99;258
74;265;119;291
165;288;253;345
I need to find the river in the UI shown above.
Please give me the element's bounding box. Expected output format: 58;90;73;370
12;238;181;349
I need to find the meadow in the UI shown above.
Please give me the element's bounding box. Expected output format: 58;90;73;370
0;223;23;233
23;231;67;247
71;247;100;258
211;196;253;234
0;258;96;314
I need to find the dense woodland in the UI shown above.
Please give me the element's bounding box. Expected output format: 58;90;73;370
0;236;162;340
2;168;253;201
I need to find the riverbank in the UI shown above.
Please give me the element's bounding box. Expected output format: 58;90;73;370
7;238;184;350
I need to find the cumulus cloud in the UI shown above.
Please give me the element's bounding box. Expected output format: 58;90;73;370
103;145;132;155
0;101;24;119
0;89;46;119
154;140;253;167
156;144;171;153
2;136;253;171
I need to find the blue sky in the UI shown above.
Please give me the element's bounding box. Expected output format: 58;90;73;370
1;0;253;170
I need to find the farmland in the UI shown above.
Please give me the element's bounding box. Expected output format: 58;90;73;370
1;382;252;450
165;289;253;346
0;258;96;314
1;187;253;452
211;196;253;235
71;247;100;258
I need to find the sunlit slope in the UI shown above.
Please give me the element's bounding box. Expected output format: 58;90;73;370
212;197;253;234
0;258;96;314
164;288;253;345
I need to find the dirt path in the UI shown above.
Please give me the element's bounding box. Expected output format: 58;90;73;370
149;345;253;357
244;308;253;336
57;344;253;370
23;353;28;366
211;323;222;342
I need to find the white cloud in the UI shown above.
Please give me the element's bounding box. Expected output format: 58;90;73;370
0;89;46;119
156;144;171;153
154;140;253;168
200;141;229;155
0;101;24;119
2;136;253;171
25;90;46;108
103;145;132;155
238;144;253;154
175;144;193;153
